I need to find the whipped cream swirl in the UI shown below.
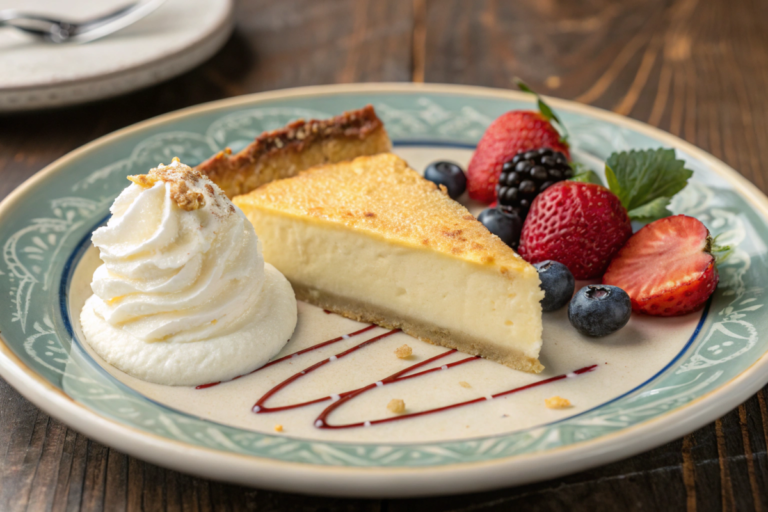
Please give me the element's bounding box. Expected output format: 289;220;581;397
89;160;265;343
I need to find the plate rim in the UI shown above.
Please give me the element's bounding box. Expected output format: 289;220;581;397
1;82;767;497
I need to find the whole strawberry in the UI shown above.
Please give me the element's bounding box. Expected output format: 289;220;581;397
517;147;695;279
467;81;569;203
467;112;569;202
518;182;632;279
603;215;725;316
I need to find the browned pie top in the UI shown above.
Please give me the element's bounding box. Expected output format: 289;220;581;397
196;105;385;182
234;153;534;274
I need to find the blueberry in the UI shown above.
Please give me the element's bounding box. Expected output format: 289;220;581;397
568;285;632;337
478;207;522;249
424;161;467;200
533;261;575;312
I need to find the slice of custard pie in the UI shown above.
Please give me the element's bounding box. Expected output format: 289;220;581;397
234;153;545;373
197;105;391;198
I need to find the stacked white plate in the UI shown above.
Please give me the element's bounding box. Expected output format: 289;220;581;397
0;0;233;111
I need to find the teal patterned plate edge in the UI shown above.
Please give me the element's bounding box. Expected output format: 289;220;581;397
0;83;767;497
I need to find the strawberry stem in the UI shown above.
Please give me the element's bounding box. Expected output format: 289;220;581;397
515;78;570;144
709;234;732;265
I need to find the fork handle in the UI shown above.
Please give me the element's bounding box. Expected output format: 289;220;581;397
0;11;60;37
0;22;51;38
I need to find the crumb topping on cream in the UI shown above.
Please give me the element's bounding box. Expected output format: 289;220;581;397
128;158;233;213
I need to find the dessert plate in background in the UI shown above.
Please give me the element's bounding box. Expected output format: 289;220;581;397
0;83;766;497
0;0;232;111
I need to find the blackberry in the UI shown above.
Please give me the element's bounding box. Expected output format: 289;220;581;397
496;147;573;217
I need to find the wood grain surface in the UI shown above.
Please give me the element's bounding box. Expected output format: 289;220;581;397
1;0;767;510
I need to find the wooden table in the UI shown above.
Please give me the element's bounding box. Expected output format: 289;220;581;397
2;0;767;510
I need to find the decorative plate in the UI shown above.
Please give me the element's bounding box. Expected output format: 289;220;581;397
1;84;767;498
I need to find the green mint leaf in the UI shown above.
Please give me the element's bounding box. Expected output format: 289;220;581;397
627;196;672;221
570;170;604;186
605;148;693;212
515;78;570;142
604;164;620;195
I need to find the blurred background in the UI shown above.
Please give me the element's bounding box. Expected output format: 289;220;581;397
1;1;767;510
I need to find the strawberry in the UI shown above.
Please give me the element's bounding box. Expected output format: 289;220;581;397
518;147;695;280
467;112;569;202
467;82;569;203
518;182;632;279
602;215;725;316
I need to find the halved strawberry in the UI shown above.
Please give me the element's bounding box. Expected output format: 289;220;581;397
602;215;723;316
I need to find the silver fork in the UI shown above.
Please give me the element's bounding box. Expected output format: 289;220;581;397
0;0;166;44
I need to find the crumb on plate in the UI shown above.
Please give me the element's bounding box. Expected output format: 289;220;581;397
545;396;571;409
394;344;412;358
459;381;471;388
274;424;283;432
387;398;405;414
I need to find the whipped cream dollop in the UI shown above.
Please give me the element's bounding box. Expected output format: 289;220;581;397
80;159;297;386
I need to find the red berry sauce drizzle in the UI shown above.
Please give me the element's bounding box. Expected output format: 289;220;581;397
316;362;597;429
195;325;378;390
197;323;598;429
253;328;402;412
